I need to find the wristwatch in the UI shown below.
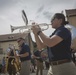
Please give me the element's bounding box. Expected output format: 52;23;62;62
37;31;42;35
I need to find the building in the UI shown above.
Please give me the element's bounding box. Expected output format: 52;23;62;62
65;9;76;50
0;33;34;63
65;9;76;27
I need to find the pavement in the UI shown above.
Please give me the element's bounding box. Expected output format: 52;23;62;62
0;69;48;75
30;69;48;75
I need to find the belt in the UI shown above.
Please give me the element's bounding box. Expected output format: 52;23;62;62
50;59;71;65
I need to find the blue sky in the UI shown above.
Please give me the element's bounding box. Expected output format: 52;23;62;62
0;0;76;41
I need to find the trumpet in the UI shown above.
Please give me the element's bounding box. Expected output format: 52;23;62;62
10;23;51;33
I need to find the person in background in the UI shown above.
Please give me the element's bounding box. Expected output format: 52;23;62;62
17;37;31;75
32;50;44;75
32;13;76;75
30;57;36;73
6;44;16;75
45;61;50;70
2;57;6;73
71;48;76;65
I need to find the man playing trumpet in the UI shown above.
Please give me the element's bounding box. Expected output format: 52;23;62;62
32;13;76;75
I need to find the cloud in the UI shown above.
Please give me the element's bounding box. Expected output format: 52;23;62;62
37;5;44;13
43;11;53;20
0;0;76;35
0;0;19;9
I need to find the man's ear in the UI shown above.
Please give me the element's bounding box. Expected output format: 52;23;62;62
59;19;63;24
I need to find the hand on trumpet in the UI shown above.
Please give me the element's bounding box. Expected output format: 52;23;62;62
31;22;42;35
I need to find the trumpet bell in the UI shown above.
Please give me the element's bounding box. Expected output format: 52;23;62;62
10;25;26;32
10;25;14;32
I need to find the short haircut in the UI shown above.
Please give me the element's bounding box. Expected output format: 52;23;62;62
51;13;68;25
